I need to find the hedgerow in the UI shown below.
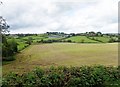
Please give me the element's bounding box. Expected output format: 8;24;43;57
2;65;120;87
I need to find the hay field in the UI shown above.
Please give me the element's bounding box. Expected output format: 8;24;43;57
3;43;118;74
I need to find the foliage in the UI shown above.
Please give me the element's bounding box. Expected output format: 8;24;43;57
2;65;120;87
17;42;29;51
2;35;18;59
26;37;33;45
0;16;10;33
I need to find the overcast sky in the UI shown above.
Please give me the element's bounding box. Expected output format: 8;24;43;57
0;0;119;34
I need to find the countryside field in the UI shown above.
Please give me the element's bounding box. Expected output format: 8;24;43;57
65;36;99;43
1;0;119;86
3;43;118;75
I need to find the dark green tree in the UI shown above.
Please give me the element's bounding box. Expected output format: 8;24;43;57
96;32;102;36
1;2;18;60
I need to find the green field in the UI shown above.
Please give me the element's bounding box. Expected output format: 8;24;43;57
3;43;118;75
7;37;28;51
17;42;29;51
89;36;110;43
65;36;99;43
21;35;47;43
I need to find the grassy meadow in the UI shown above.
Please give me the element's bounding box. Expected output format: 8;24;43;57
65;36;99;43
3;43;118;75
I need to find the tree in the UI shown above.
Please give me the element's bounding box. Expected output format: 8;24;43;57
0;1;10;34
2;35;7;44
108;38;114;43
89;31;96;36
27;37;33;45
2;38;18;57
0;16;10;34
0;1;18;60
9;38;18;52
67;40;72;42
41;39;43;43
96;32;102;36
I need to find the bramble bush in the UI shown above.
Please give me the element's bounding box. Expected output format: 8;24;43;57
2;65;120;87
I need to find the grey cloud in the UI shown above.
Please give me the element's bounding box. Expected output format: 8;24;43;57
0;0;118;33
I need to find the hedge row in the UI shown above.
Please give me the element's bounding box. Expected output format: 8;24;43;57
37;39;73;43
2;65;120;87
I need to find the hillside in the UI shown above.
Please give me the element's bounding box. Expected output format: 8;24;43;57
65;36;99;43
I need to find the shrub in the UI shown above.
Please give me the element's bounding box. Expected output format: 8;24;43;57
2;65;120;87
67;40;72;42
22;72;37;87
2;72;23;87
2;56;15;61
34;67;44;78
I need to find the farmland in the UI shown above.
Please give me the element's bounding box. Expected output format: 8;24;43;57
3;43;118;75
2;32;119;86
1;0;120;85
65;36;99;43
5;32;119;53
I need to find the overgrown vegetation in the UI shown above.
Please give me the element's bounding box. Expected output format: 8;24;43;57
2;35;18;61
2;65;120;87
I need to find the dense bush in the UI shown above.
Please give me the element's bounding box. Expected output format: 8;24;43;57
2;35;18;60
2;65;120;87
2;56;15;61
39;39;72;43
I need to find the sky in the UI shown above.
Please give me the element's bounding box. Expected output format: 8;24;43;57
0;0;119;34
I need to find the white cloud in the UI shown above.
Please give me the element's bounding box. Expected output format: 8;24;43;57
0;0;118;34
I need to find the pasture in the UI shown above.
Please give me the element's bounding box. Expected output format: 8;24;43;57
65;36;99;43
3;43;118;75
89;36;111;43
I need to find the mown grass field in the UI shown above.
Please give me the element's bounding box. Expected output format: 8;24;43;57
22;35;47;43
3;43;118;75
65;36;99;43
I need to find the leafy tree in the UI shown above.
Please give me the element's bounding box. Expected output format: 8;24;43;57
27;37;33;45
0;16;10;34
67;40;72;42
9;38;18;53
2;38;18;57
108;38;114;43
1;2;18;60
96;32;102;36
40;39;43;43
2;35;7;45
